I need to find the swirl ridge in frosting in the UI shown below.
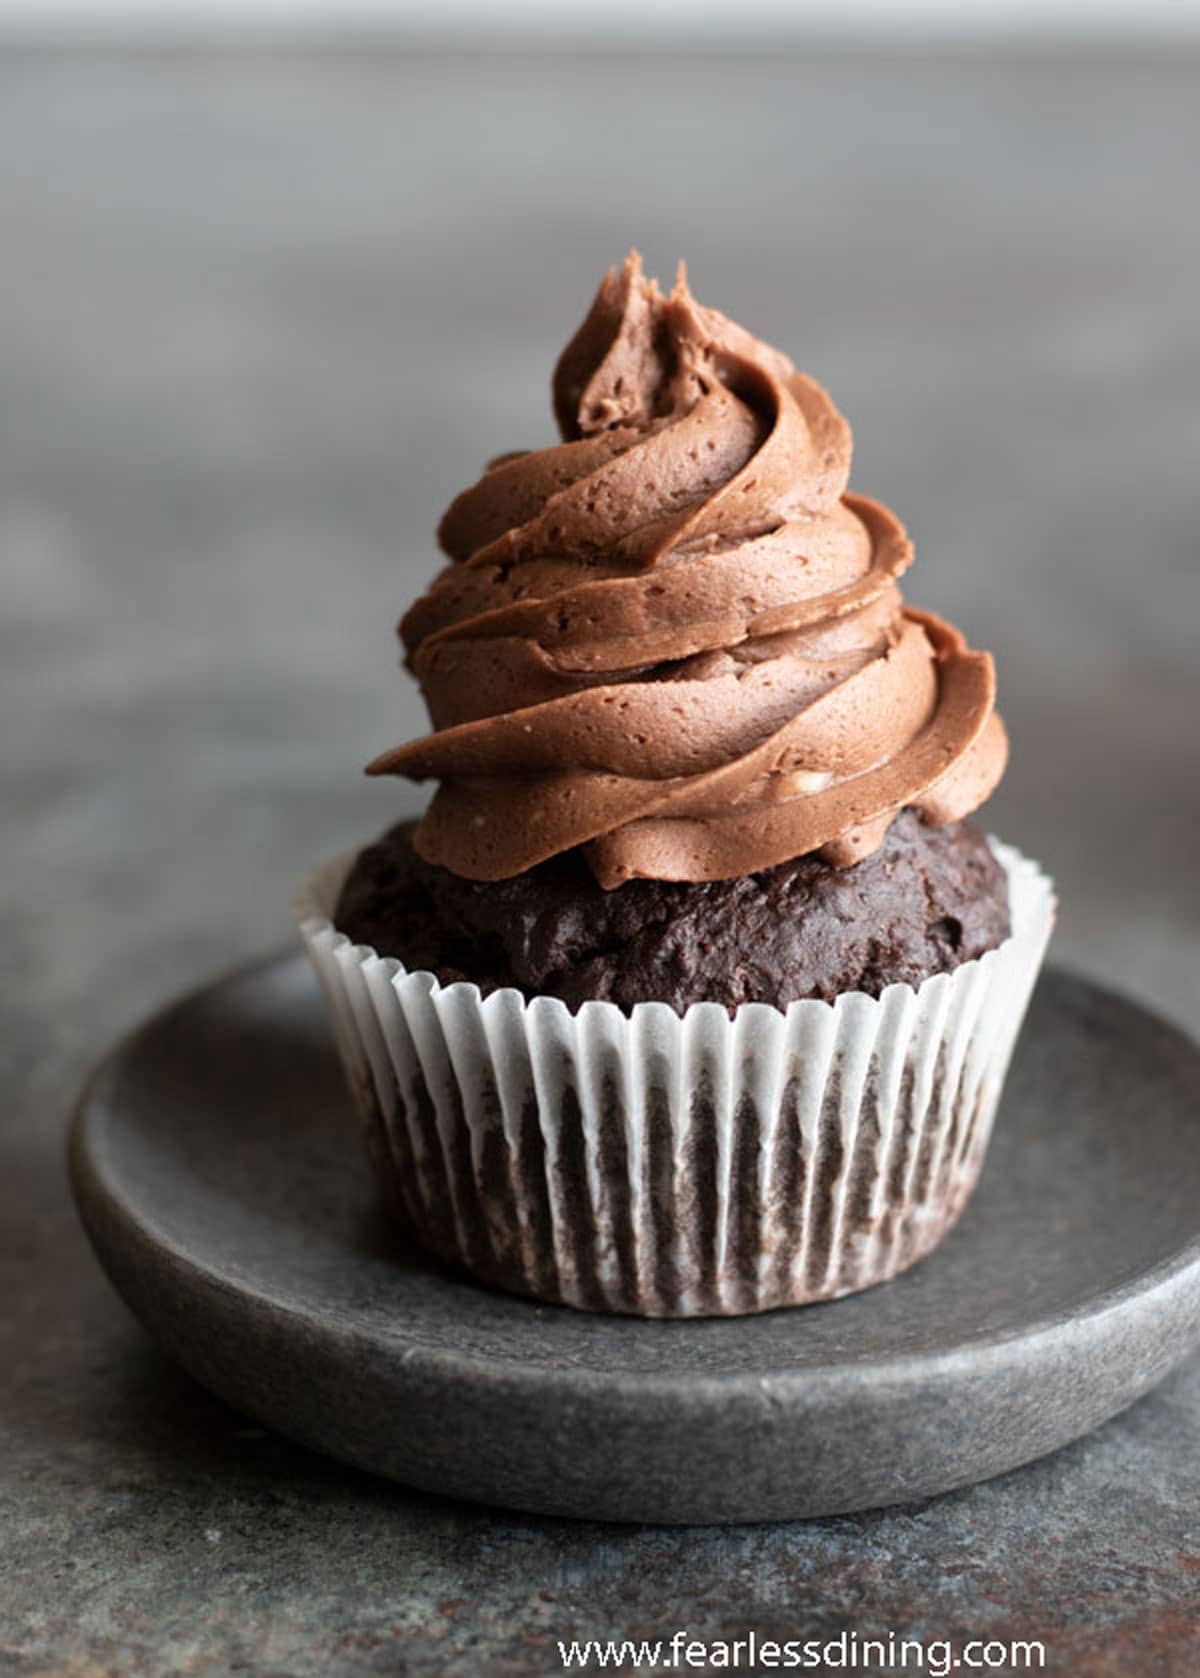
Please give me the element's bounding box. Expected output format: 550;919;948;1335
368;252;1007;886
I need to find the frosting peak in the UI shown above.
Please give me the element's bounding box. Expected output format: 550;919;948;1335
369;252;1007;886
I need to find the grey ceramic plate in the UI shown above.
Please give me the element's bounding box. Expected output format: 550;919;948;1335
70;953;1200;1525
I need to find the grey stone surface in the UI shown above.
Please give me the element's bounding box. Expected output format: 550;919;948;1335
2;42;1199;1676
70;955;1200;1526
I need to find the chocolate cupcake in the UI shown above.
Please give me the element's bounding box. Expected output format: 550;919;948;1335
296;253;1054;1316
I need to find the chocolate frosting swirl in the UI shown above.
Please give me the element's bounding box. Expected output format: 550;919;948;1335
368;253;1007;886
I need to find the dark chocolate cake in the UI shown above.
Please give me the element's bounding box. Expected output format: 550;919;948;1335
336;808;1009;1014
294;251;1053;1316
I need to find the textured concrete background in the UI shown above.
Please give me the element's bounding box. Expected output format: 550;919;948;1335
2;45;1198;1675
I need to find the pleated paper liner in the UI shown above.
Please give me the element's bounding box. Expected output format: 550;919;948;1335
295;840;1054;1317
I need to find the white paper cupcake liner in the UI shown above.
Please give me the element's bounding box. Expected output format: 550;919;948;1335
294;839;1055;1317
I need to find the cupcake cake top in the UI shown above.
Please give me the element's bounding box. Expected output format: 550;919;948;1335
369;252;1007;886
